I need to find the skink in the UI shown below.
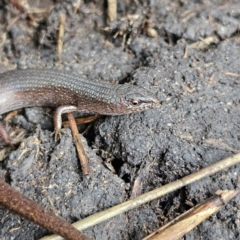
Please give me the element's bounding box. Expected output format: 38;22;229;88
0;68;160;239
0;69;160;140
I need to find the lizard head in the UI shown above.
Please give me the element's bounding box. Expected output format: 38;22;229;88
109;84;160;115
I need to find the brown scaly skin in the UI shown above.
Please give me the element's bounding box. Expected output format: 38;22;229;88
0;69;160;141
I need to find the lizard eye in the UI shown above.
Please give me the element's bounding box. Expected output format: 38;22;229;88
131;100;140;106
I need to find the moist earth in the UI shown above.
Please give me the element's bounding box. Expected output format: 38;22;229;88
0;1;240;240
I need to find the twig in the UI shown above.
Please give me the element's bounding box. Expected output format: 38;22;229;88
27;6;55;14
189;36;219;50
10;0;28;12
62;115;100;128
10;0;34;21
143;186;240;240
131;177;142;198
0;122;12;145
225;72;240;77
57;13;66;62
107;0;117;23
6;16;20;31
73;0;81;13
67;113;90;175
204;138;239;153
41;153;240;240
183;46;188;58
0;180;90;240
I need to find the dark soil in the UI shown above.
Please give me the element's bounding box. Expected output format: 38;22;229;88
0;0;240;239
